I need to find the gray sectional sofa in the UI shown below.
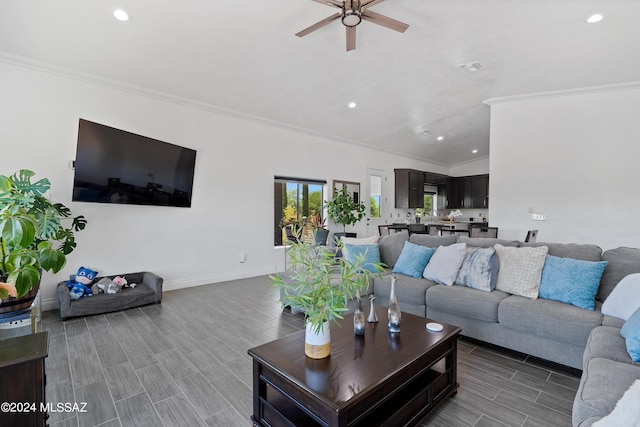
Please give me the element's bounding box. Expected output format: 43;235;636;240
56;271;163;320
369;232;640;426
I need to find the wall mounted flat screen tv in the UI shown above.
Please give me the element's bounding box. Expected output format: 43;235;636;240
73;119;197;207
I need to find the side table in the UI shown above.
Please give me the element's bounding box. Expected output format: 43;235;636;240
0;331;49;427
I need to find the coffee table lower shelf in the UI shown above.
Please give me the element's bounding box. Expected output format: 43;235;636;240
252;362;458;427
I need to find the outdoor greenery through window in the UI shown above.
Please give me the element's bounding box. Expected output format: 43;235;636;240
274;177;326;246
370;174;382;218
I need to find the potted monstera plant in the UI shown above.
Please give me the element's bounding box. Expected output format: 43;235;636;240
0;170;87;311
325;187;366;240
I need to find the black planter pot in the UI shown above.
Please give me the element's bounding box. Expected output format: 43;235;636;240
314;229;330;246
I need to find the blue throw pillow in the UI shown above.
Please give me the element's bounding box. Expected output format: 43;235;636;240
344;244;381;273
392;241;437;278
621;307;640;362
539;255;608;310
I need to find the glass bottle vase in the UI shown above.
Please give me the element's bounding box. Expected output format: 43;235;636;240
354;298;365;336
388;274;401;333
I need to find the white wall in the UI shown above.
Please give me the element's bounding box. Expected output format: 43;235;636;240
0;60;445;309
487;83;640;250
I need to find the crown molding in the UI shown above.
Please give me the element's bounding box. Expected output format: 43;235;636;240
0;51;456;167
484;81;640;106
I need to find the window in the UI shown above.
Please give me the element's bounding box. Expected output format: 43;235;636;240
274;177;326;246
370;174;382;218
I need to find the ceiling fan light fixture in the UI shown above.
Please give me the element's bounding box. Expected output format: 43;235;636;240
342;11;362;27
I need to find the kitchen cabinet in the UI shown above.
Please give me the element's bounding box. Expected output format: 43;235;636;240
447;175;489;209
446;178;465;209
395;169;425;209
464;175;489;208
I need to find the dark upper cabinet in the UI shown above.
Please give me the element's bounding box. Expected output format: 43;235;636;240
464;175;489;208
395;169;425;209
446;178;465;209
447;174;489;209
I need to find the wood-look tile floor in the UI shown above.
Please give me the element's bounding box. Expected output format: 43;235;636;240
1;276;580;426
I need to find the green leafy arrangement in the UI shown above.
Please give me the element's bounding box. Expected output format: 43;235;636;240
325;187;366;233
0;170;87;297
271;227;384;333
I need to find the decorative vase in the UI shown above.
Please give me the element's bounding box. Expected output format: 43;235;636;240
354;299;365;335
367;295;378;323
305;321;331;359
388;275;401;333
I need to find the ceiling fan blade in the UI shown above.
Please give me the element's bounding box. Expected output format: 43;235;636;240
362;0;385;9
311;0;343;8
346;26;356;51
362;9;409;33
296;12;342;37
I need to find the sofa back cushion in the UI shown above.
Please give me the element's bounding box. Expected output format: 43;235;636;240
600;247;640;302
409;234;457;248
377;231;409;268
457;236;520;248
521;242;602;261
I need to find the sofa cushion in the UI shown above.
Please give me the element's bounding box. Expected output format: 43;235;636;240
599;247;640;302
621;307;640;362
495;245;548;299
454;246;498;292
409;234;457;248
522;241;603;261
457;236;520;248
392;241;436;278
498;295;602;346
377;232;409;268
426;285;511;323
573;358;640;427
423;242;467;286
538;256;607;310
602;273;640;321
584;326;639;367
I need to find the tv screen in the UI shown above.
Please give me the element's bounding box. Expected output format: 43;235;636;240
72;119;196;207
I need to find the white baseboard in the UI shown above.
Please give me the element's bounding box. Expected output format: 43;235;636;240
42;266;278;312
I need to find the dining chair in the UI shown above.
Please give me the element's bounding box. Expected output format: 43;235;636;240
470;227;498;238
378;225;390;236
525;229;538;243
426;225;440;235
408;224;427;235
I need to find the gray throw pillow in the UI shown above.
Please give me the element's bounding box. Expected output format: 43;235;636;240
495;244;548;299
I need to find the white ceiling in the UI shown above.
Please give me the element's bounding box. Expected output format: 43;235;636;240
1;0;639;166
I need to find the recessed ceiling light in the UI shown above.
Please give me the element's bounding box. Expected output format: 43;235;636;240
472;149;478;154
436;136;444;141
586;14;604;23
113;9;129;21
348;102;356;109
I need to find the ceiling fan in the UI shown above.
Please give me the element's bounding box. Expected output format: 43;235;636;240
296;0;409;51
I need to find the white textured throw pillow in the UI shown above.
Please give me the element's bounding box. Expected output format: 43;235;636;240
494;244;548;299
602;273;640;321
592;379;640;427
423;243;467;286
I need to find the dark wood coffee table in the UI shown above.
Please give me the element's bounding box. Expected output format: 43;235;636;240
248;305;461;427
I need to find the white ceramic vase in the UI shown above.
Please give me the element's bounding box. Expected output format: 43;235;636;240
305;321;331;359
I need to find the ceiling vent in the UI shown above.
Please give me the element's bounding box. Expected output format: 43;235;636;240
459;62;483;72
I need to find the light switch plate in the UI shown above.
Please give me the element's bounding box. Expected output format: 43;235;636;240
532;213;546;221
